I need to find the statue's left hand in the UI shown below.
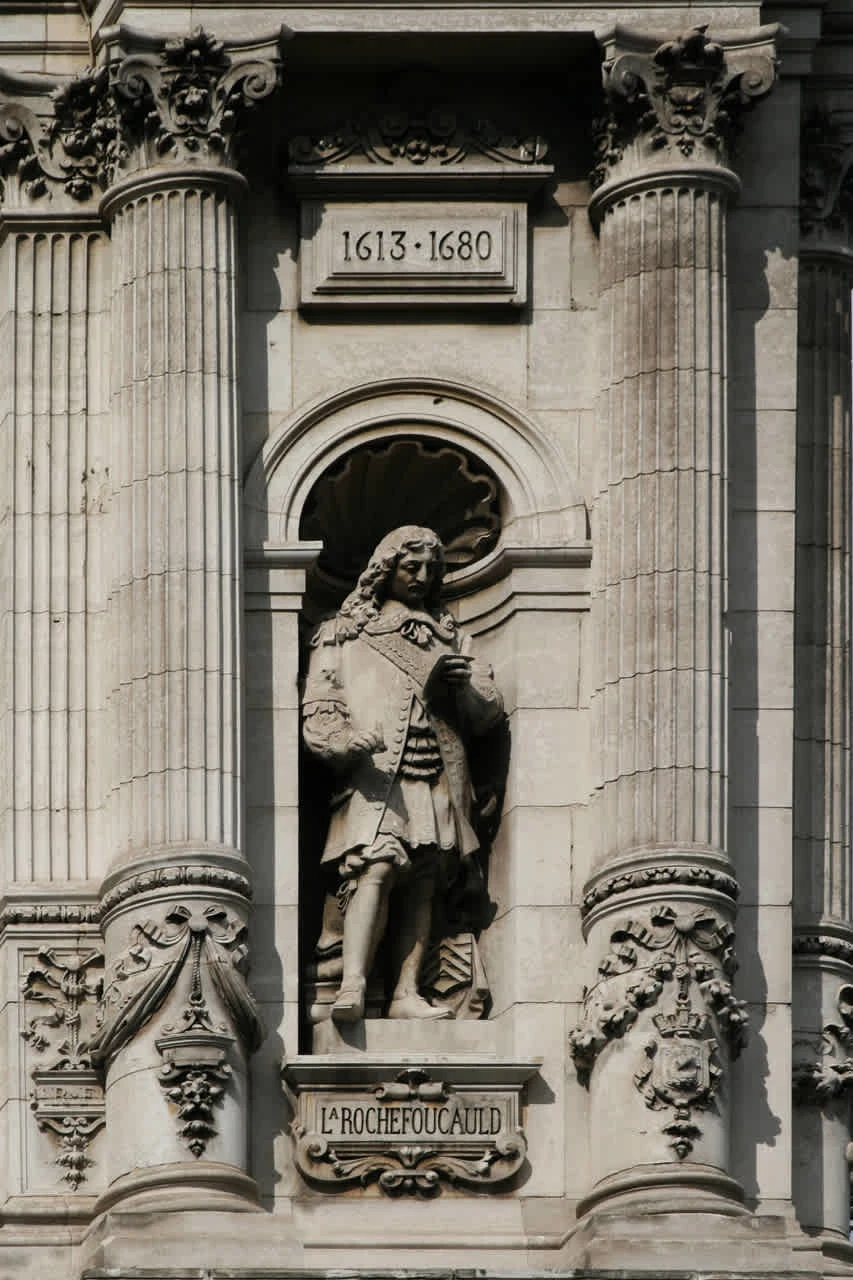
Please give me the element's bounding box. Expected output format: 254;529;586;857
439;655;473;688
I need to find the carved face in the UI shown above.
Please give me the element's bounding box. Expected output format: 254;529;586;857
387;547;438;607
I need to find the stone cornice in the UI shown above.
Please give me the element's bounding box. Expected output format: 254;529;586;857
590;24;780;210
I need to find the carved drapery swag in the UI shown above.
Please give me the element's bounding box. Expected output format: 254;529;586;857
0;27;282;206
88;904;263;1157
591;25;778;190
569;906;748;1160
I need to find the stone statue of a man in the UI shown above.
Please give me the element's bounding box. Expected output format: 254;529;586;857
302;525;504;1022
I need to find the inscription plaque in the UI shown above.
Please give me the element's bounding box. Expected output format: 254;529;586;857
284;1059;539;1195
299;201;527;308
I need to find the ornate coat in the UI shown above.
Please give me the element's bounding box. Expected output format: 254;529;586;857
302;601;503;865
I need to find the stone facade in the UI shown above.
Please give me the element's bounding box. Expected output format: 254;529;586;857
0;1;851;1278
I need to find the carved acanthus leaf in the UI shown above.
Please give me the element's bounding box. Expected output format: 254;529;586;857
793;985;853;1105
569;904;747;1160
592;25;778;187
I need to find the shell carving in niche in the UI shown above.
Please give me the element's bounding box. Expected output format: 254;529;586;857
300;437;502;594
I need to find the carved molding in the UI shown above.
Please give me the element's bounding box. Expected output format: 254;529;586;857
793;932;853;967
99;864;252;920
569;905;747;1160
592;24;778;191
21;949;105;1190
800;106;853;249
1;901;100;932
581;862;739;920
794;985;853;1106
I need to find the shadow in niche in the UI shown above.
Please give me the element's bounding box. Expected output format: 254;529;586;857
726;214;789;1205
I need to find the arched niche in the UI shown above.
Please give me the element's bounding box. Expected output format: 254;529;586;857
242;379;592;1060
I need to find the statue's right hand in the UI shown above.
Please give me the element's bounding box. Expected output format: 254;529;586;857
348;728;385;756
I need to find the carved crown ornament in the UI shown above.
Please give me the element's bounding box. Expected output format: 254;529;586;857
88;903;264;1158
20;949;105;1190
793;985;853;1106
800;105;853;251
590;24;780;197
569;905;748;1161
0;27;282;209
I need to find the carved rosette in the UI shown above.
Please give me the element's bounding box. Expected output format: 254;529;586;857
89;901;263;1159
591;24;779;201
20;949;105;1189
570;904;747;1162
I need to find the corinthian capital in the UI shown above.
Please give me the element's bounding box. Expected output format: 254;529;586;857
104;25;282;176
0;66;117;208
800;104;853;253
592;24;780;191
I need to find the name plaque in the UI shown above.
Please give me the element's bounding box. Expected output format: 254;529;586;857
284;1060;538;1195
299;201;526;308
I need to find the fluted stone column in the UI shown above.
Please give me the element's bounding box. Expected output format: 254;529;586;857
791;100;853;1241
571;26;778;1217
87;28;280;1212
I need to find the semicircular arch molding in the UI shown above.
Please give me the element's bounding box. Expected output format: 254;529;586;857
244;377;588;552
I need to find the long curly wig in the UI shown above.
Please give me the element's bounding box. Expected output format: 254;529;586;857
331;526;455;641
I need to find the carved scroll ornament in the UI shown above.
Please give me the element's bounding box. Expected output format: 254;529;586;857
569;905;748;1160
592;25;778;188
89;903;263;1158
21;949;105;1189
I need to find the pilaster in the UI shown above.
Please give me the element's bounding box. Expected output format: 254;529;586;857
572;24;780;1224
791;91;853;1243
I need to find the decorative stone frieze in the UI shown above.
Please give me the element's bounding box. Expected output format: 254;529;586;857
99;865;253;922
570;905;747;1160
21;948;105;1189
591;24;779;197
290;103;548;175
